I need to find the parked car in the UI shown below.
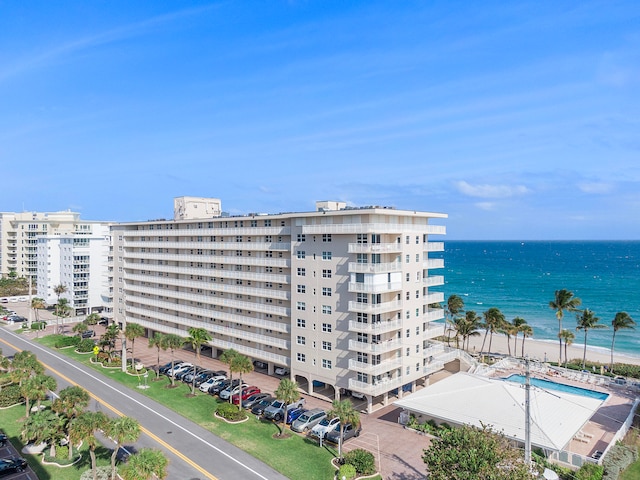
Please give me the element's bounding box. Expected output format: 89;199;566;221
242;392;270;409
286;407;307;425
159;361;184;375
0;457;27;474
4;314;26;323
253;360;267;369
193;370;216;387
291;408;327;433
250;396;276;416
274;366;290;376
311;416;340;438
0;432;7;447
264;397;306;422
199;375;227;393
81;330;95;338
181;367;206;383
325;423;361;444
219;383;249;401
166;362;193;377
351;391;366;400
231;386;261;405
209;378;242;396
98;317;109;325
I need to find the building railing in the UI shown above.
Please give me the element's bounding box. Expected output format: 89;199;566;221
422;259;445;269
348;376;404;396
348;339;403;354
348;262;403;274
302;224;446;235
347;243;403;254
347;319;402;334
124;226;291;237
348;358;403;375
423;361;445;376
348;282;403;294
423;275;444;287
123;263;290;284
124;241;291;251
423;242;444;252
348;300;402;314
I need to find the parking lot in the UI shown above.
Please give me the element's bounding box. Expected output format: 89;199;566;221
0;435;36;479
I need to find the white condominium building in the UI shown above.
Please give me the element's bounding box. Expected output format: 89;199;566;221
36;224;112;315
0;210;108;281
112;197;450;411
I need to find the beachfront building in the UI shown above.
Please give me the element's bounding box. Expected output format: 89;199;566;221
0;210;109;281
36;224;112;315
112;196;452;411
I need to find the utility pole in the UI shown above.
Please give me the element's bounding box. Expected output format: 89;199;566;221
524;357;532;465
27;275;33;329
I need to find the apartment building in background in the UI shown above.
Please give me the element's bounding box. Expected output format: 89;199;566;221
112;196;456;411
0;210;109;281
36;224;112;315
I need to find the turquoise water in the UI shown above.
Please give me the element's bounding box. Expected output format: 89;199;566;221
503;374;609;401
434;241;640;357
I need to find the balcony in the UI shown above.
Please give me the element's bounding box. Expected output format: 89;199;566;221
423;361;445;376
302;223;446;235
348;358;402;375
423;259;445;269
348;376;404;397
347;243;403;254
422;344;445;358
424;292;444;304
348;319;402;334
423;242;444;252
348;262;402;274
348;300;402;315
348;339;402;354
423;275;444;287
348;282;402;294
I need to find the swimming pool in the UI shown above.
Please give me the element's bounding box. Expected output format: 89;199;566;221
503;374;609;401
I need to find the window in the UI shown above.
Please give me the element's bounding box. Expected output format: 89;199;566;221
322;323;332;332
356;253;368;264
371;253;381;264
406;273;410;282
322;234;332;242
322;269;332;278
406;348;410;357
416;236;420;244
406;255;410;263
406;329;410;338
356;293;367;304
297;318;306;328
356;234;367;244
357;372;368;382
416;345;420;353
322;251;332;260
406;310;410;319
322;287;332;296
322;341;332;351
297;285;306;294
297;302;306;311
297;234;306;242
297;251;306;259
264;219;271;227
406;292;410;300
416;290;420;299
297;353;306;362
265;251;273;258
406;236;410;244
322;305;332;315
297;336;306;345
416;308;420;317
357;312;368;323
357;352;368;362
322;359;332;369
297;268;306;276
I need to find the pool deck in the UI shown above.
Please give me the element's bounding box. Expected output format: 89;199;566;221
485;362;639;460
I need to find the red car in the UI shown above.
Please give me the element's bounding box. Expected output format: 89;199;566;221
231;386;261;405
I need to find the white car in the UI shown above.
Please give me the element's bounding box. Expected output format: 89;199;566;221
198;375;227;392
311;416;340;438
351;391;366;400
275;366;290;376
219;384;248;400
166;362;193;377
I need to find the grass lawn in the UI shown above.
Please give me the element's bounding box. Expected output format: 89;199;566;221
0;402;112;480
621;460;640;480
35;335;342;480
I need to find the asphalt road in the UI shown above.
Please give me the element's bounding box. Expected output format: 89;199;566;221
0;327;289;480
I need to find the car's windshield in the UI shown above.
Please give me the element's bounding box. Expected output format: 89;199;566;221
298;414;309;422
318;418;329;426
272;401;284;408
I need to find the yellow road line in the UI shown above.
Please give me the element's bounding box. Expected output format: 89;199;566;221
0;337;218;480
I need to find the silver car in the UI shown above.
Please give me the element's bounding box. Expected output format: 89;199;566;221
291;408;326;433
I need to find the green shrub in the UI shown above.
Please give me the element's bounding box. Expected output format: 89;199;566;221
54;336;80;348
343;448;376;475
77;339;96;353
574;462;604;480
603;444;639;479
0;384;23;407
216;402;247;421
31;321;46;330
337;463;357;480
55;445;69;460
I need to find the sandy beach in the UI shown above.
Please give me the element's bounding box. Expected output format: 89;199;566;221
460;332;640;367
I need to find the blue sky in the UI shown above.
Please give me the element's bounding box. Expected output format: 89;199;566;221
1;1;639;240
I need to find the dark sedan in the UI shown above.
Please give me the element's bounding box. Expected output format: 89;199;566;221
0;457;27;475
325;423;361;444
242;392;270;409
250;396;275;416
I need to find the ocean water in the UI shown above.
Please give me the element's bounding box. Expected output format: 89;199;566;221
433;241;640;357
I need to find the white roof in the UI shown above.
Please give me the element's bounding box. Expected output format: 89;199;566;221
394;372;607;451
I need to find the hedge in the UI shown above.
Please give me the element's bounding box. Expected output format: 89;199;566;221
343;449;376;476
216;402;247;421
0;384;24;407
54;336;81;349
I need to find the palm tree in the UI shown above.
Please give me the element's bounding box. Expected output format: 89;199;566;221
30;297;45;323
72;321;88;339
85;312;101;325
21;409;65;457
549;289;582;366
499;320;517;357
53;283;68;334
520;324;534;358
610;312;635;373
124;323;146;371
219;349;239;384
230;354;253;408
120;448;169;480
161;333;185;387
273;378;300;437
70;411;109;480
558;329;574;367
576;309;607;370
52;386;90;459
327;399;361;461
10;350;44;387
105;416;141;480
444;295;464;346
100;324;121;361
22;373;56;417
479;308;505;356
459;310;481;351
148;332;165;379
511;317;527;356
186;327;212;395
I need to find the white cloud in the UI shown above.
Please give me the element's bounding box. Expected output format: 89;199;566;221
578;182;612;194
455;180;530;198
475;202;495;210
